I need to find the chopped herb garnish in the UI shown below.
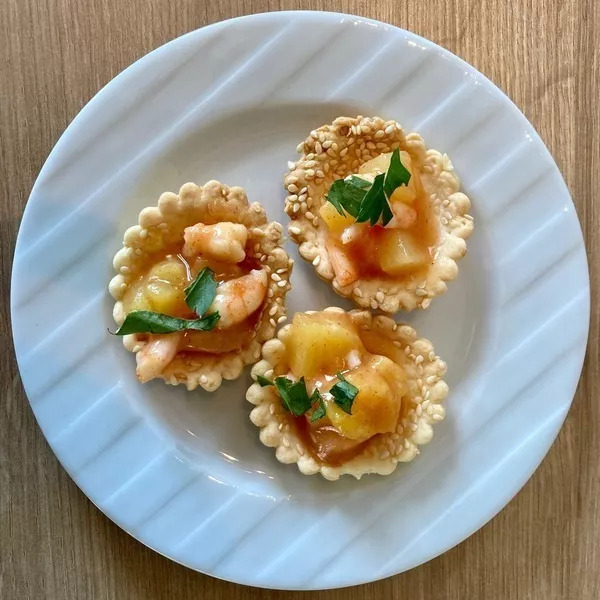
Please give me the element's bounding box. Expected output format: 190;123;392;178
184;267;217;317
330;372;359;414
114;310;220;335
355;173;388;225
114;267;221;335
256;375;275;387
325;148;411;227
274;376;313;416
384;148;411;197
326;177;366;218
309;389;327;422
257;375;328;419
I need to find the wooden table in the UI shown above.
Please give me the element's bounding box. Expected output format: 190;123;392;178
2;1;598;598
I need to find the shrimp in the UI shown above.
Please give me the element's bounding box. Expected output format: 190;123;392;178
326;241;358;287
182;222;248;263
136;332;182;383
209;269;268;328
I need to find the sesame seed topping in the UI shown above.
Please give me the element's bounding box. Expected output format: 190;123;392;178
289;226;301;235
312;255;321;266
277;280;287;288
288;184;299;193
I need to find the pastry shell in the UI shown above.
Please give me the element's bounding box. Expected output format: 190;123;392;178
109;180;293;391
246;307;448;480
285;116;474;312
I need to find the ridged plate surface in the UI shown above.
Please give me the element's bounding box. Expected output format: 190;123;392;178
11;11;589;590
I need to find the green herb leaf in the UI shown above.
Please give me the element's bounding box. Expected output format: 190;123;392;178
348;175;372;189
274;376;314;416
330;372;359;414
114;310;220;335
384;148;411;197
256;375;274;387
356;173;389;225
326;177;369;217
184;267;217;317
309;389;327;422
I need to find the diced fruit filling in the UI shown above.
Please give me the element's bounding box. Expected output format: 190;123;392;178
320;151;437;284
285;311;407;465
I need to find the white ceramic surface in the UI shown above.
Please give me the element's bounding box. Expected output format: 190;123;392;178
11;11;589;590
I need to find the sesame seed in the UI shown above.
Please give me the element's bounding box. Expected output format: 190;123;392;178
316;170;325;179
269;305;278;316
287;161;296;170
277;280;287;288
354;288;363;298
299;186;308;195
370;299;378;309
200;375;208;384
305;211;314;220
296;143;305;153
288;194;298;202
393;340;403;348
410;423;418;432
305;160;317;168
288;184;299;193
415;288;428;297
306;169;315;178
271;273;281;282
277;315;287;323
315;142;322;154
385;124;395;135
375;291;385;303
415;355;424;364
312;255;321;266
289;226;301;235
293;204;300;213
432;414;443;421
323;140;333;149
340;148;348;158
269;318;276;327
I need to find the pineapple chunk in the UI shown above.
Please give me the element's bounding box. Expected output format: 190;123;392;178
326;363;401;441
287;312;363;378
145;280;187;315
148;259;188;287
319;202;355;233
366;355;407;398
378;229;430;276
124;284;152;312
359;152;392;175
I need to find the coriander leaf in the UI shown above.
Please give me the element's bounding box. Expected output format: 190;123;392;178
114;310;220;335
274;376;313;416
184;267;217;317
309;389;327;422
384;148;411;197
256;375;274;387
330;372;359;414
356;173;387;225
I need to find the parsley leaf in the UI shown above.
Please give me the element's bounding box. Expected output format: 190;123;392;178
325;149;412;227
355;173;389;225
256;375;274;387
326;177;367;217
114;310;220;335
384;148;411;197
274;376;313;416
258;375;329;419
309;389;327;422
330;372;359;414
184;267;217;317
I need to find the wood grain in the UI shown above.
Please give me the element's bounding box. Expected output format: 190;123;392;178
1;1;598;598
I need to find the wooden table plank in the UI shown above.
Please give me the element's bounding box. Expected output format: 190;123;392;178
1;1;598;598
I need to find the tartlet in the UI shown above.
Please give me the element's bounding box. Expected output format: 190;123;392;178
109;180;293;391
284;116;474;312
247;307;448;480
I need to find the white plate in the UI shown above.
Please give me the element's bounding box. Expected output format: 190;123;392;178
11;11;589;590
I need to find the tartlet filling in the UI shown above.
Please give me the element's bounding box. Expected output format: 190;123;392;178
248;308;448;480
